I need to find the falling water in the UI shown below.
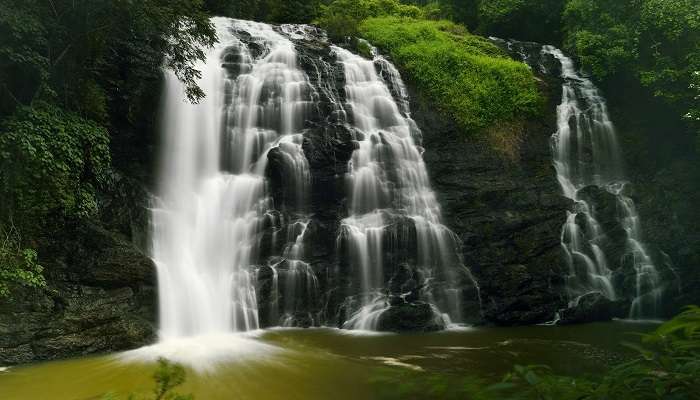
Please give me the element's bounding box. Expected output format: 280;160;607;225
151;18;314;339
542;46;662;318
151;16;476;337
333;45;476;329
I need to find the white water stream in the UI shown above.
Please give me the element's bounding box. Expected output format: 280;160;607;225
334;45;474;329
544;46;662;318
151;18;312;340
149;17;476;346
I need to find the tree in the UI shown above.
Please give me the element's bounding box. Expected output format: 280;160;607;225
563;0;700;152
315;0;423;41
0;0;217;119
0;104;111;225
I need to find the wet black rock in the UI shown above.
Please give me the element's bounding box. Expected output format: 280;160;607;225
559;292;628;324
412;60;571;326
376;301;445;332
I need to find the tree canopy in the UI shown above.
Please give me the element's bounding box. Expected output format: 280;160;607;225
0;0;217;297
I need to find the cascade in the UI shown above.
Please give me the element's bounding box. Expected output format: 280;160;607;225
492;38;664;319
151;18;314;339
542;46;662;318
152;17;478;336
333;45;478;329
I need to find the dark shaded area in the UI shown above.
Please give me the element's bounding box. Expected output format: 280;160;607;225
0;221;156;364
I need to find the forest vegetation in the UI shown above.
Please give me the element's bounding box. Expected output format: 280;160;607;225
0;1;698;397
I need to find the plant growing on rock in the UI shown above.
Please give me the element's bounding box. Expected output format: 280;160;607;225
0;222;45;299
358;17;542;138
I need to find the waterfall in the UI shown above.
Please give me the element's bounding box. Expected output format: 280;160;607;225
151;16;477;337
152;18;313;339
541;46;662;318
333;45;478;329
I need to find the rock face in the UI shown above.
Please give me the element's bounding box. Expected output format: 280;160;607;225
377;301;445;332
612;88;700;317
486;39;696;322
0;215;156;365
634;166;700;315
411;65;570;325
248;26;481;330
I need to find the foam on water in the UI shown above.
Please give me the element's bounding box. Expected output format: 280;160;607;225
117;333;282;373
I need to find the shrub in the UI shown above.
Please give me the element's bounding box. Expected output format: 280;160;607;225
0;104;111;227
315;0;423;42
0;223;45;299
358;17;542;136
476;0;565;44
102;358;193;400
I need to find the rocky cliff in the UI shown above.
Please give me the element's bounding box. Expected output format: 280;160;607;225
0;119;159;365
0;219;156;364
413;61;571;325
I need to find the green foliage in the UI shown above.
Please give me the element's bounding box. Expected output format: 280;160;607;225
369;366;500;400
0;0;217;118
563;0;700;146
502;306;700;399
687;71;700;152
315;0;423;41
149;358;193;400
421;2;450;20
0;0;218;240
204;0;320;23
0;223;45;299
428;0;563;42
359;17;542;135
0;105;111;225
476;0;565;44
431;0;479;28
562;0;640;80
103;358;194;400
269;0;321;23
498;364;596;400
0;0;49;115
638;0;700;106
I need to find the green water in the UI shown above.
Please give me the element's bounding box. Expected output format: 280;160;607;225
0;321;656;400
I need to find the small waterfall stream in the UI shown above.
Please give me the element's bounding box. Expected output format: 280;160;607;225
491;38;667;319
540;45;662;318
333;45;478;329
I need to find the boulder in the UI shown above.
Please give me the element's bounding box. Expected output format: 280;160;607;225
376;302;445;332
559;292;627;324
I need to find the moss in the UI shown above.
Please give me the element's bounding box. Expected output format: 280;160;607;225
358;17;543;137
